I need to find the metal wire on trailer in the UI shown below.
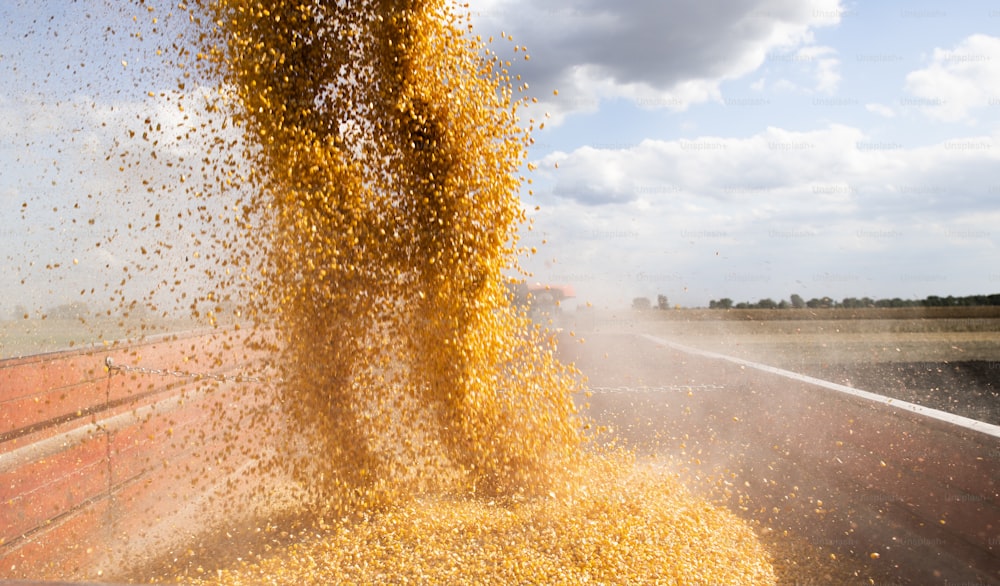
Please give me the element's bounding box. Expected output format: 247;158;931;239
104;356;278;384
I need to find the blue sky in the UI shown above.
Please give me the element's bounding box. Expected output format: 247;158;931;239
474;0;1000;307
1;0;999;316
1;1;233;319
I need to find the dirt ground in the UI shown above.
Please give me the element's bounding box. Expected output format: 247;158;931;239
799;360;999;426
559;331;1000;586
563;308;1000;427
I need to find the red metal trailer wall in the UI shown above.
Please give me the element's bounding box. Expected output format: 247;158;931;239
1;329;277;580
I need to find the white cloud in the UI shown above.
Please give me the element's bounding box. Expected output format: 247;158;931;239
796;45;841;93
770;78;800;93
756;44;841;95
0;87;246;314
526;125;999;306
539;125;999;216
477;0;845;124
865;103;896;118
904;34;1000;123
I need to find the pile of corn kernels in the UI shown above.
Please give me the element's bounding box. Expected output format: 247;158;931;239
184;467;775;584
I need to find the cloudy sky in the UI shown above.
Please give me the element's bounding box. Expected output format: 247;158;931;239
1;1;240;319
474;0;1000;308
1;0;999;317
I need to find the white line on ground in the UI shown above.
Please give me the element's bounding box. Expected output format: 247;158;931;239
641;334;1000;440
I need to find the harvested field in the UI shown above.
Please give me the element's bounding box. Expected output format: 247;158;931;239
645;306;1000;321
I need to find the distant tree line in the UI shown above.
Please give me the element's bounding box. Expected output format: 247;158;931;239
9;301;155;321
707;293;1000;310
9;302;94;320
632;295;671;310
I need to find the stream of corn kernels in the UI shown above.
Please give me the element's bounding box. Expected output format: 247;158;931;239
160;1;779;583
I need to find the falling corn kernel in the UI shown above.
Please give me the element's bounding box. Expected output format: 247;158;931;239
90;1;783;584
